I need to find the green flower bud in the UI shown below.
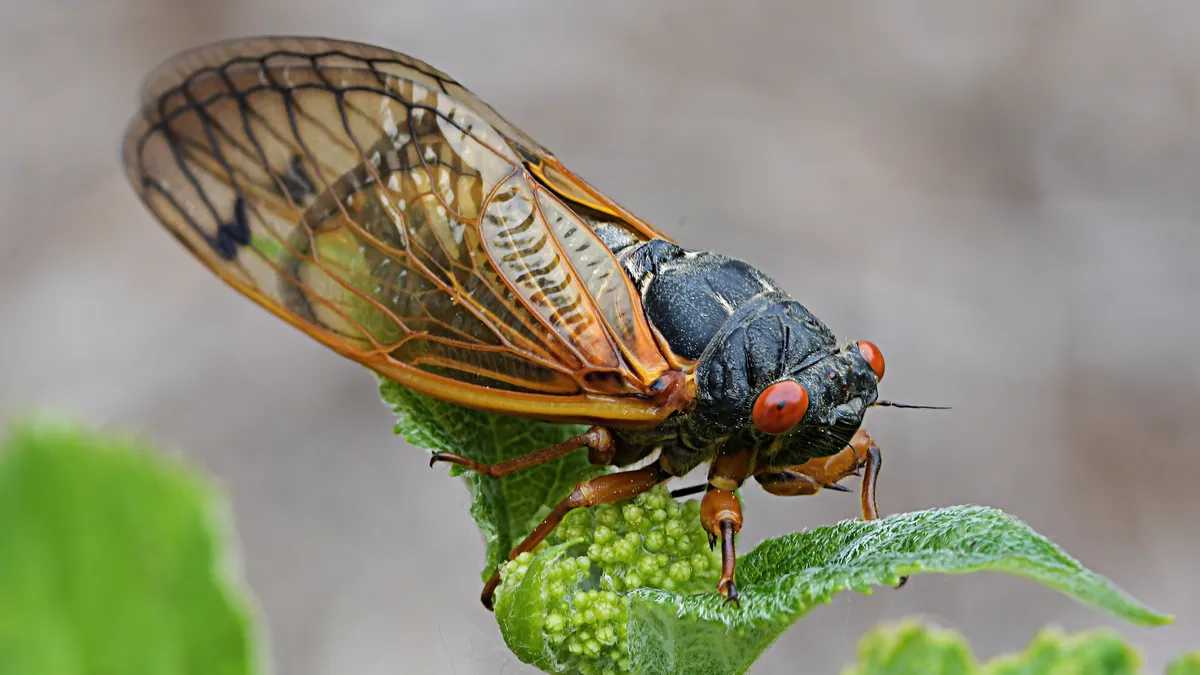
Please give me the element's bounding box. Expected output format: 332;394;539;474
621;503;645;529
493;485;728;675
669;560;693;583
644;531;666;552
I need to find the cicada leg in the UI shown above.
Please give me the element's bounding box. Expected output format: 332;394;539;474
698;446;755;606
754;428;880;518
480;461;671;610
668;483;708;498
700;487;743;606
429;426;614;478
754;428;906;587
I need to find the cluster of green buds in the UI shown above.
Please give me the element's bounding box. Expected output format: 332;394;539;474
493;485;722;675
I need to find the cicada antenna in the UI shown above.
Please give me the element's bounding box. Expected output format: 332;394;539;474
872;400;951;410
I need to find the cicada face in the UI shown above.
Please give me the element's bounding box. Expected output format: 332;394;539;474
690;298;884;466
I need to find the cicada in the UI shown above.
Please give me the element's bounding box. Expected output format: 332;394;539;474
123;36;904;609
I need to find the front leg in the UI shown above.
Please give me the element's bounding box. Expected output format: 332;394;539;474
700;487;743;605
754;428;905;587
700;447;755;606
754;428;882;521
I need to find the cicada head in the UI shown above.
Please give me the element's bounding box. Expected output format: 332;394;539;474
689;292;885;462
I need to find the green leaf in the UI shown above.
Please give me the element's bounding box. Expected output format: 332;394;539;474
379;379;603;580
1169;653;1200;675
623;506;1169;674
845;621;1148;675
983;628;1139;675
493;541;586;669
0;417;260;675
485;491;1171;675
493;501;1171;674
842;621;974;675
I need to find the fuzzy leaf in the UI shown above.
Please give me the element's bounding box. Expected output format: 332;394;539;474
379;379;603;580
622;506;1170;674
0;418;259;675
492;502;1173;674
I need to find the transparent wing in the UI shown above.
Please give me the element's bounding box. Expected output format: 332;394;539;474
122;36;684;424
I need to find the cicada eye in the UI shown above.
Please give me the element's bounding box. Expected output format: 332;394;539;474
752;380;809;435
857;340;885;381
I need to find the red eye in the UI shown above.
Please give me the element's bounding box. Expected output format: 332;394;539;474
752;380;809;435
858;340;885;381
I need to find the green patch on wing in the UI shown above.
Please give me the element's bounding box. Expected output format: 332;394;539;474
251;234;286;265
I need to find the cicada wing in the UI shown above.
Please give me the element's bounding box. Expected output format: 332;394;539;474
123;36;684;424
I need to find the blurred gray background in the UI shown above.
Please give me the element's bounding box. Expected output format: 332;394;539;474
2;1;1197;672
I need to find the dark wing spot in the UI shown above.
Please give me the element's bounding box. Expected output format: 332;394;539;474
213;197;251;261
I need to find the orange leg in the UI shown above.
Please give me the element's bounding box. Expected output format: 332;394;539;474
479;461;670;609
430;426;614;478
858;431;883;522
700;487;743;606
755;428;880;519
698;447;754;606
754;428;906;586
